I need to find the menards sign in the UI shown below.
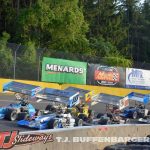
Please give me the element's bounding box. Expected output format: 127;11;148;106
42;57;87;84
45;64;84;74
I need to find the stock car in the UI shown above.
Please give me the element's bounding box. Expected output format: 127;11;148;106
17;88;84;129
119;92;150;120
0;81;41;121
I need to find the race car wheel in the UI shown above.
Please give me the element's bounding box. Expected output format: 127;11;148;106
75;118;83;126
104;144;150;150
78;119;83;126
48;119;59;129
88;110;94;118
78;114;87;121
17;112;29;121
5;109;17;121
35;109;41;116
45;105;56;112
132;111;138;119
97;113;104;118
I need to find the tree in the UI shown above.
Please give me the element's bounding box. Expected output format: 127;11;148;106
83;0;128;47
15;0;89;54
17;41;37;80
0;32;13;77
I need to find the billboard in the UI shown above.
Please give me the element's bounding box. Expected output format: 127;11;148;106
126;68;150;89
41;57;87;84
87;63;126;87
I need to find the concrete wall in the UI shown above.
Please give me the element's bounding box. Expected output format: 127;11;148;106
11;124;150;150
0;78;150;96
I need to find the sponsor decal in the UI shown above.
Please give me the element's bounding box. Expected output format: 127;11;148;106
119;97;129;110
128;69;144;83
0;131;53;149
85;91;93;102
94;66;120;85
45;64;84;74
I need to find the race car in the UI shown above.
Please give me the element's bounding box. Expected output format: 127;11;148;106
36;87;95;124
17;88;84;129
91;93;127;125
119;92;150;119
0;81;41;121
17;110;83;129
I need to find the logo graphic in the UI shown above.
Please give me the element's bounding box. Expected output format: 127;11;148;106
94;66;120;85
119;97;129;110
0;131;53;149
45;64;84;74
128;69;143;83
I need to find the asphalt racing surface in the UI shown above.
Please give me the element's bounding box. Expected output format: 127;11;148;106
0;94;105;132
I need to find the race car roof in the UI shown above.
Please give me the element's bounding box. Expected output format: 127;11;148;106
3;81;41;96
92;93;123;106
126;92;149;104
37;88;78;98
64;87;90;96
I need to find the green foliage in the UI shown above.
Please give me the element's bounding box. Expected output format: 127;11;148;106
0;0;149;80
0;32;13;77
15;0;89;54
17;41;37;80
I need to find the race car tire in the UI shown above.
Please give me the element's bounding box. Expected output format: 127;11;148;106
104;144;150;150
17;112;29;120
45;105;56;112
132;111;138;119
75;118;83;126
48;119;59;129
45;104;53;110
35;109;42;116
97;113;104;118
5;109;17;121
88;110;94;118
78;114;88;121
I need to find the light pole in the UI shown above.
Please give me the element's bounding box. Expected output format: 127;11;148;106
37;48;45;81
13;44;21;79
37;52;41;81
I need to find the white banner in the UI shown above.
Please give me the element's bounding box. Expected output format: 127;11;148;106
126;68;150;89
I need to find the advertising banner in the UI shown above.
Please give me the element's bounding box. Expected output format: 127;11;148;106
126;68;150;89
41;57;87;84
87;63;126;87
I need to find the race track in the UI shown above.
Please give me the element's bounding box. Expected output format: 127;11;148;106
0;94;105;132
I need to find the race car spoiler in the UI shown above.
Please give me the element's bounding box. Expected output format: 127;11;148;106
64;87;93;102
36;88;79;105
92;93;123;106
126;92;149;104
3;81;42;97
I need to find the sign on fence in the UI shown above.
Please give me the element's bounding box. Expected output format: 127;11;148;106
41;57;87;84
126;68;150;89
87;63;126;87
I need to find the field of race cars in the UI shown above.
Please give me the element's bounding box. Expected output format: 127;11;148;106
0;81;150;132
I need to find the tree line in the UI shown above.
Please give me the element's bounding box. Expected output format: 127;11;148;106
0;0;149;80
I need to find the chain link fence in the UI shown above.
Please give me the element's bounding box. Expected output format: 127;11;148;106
1;43;150;81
